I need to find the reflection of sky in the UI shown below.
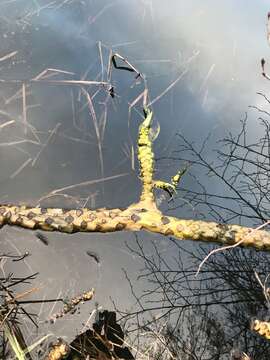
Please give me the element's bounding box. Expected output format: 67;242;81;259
0;0;269;342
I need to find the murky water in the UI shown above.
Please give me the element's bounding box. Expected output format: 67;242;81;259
1;0;269;353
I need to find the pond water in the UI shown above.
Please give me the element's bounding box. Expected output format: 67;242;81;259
1;0;270;355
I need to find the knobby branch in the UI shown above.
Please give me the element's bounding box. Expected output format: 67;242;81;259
0;108;269;251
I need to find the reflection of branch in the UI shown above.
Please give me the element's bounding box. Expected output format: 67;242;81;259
120;236;270;355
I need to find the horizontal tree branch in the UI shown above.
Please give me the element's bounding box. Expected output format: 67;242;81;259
0;107;269;251
0;201;269;250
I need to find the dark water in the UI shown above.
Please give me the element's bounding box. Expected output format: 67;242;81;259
0;0;269;348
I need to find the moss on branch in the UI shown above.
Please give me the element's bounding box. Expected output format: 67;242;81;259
0;107;269;251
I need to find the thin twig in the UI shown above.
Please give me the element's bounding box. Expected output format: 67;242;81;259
195;220;270;277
